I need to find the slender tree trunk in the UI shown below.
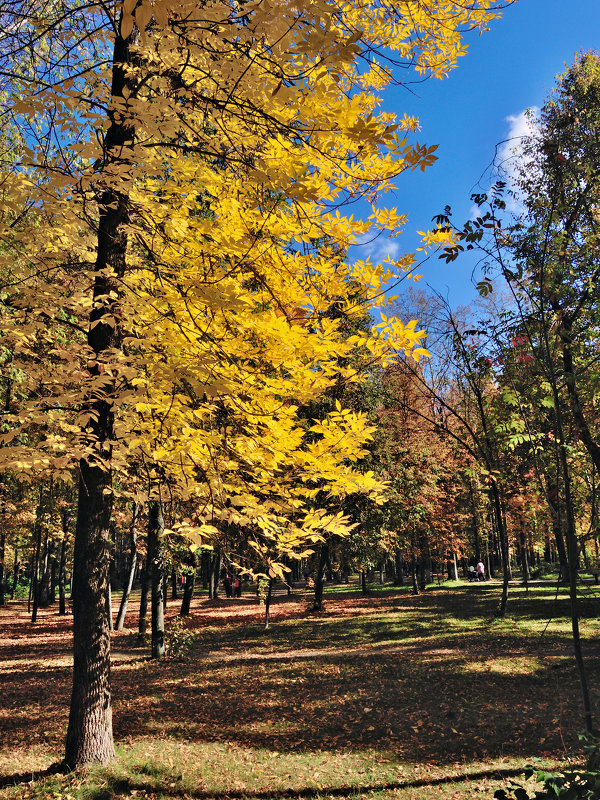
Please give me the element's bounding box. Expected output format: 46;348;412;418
106;579;113;631
556;403;594;733
10;547;18;600
115;503;139;631
0;532;5;606
58;538;67;615
519;522;530;590
264;578;273;630
491;483;510;618
469;478;481;561
410;555;419;596
138;558;150;638
31;519;42;623
50;548;58;604
146;501;166;659
313;542;328;611
451;552;459;581
38;533;52;608
394;552;405;585
27;553;33;613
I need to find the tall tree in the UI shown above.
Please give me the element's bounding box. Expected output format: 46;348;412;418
0;0;508;768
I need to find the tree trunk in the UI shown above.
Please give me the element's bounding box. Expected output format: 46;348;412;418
361;569;368;594
312;542;328;611
555;397;594;733
491;483;510;618
10;547;18;600
180;554;196;616
519;522;530;590
0;532;5;606
31;516;42;623
38;533;52;608
147;501;165;659
209;551;221;599
58;538;67;616
264;578;273;629
63;14;139;767
106;579;113;631
64;462;116;769
410;555;419;596
394;552;405;585
115;503;139;631
138;559;150;638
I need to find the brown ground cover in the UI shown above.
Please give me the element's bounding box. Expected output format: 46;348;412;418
0;583;597;799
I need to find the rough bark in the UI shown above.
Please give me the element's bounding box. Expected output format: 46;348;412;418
64;20;136;768
64;464;116;768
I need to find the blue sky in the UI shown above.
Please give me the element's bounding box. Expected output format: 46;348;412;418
358;0;600;310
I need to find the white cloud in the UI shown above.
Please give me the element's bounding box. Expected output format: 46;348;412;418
354;232;401;264
496;108;540;206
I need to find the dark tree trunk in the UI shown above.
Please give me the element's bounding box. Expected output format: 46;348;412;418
209;551;221;599
201;551;209;590
519;523;530;590
312;542;328;611
38;534;51;608
31;517;42;623
27;553;33;613
394;552;405;585
64;20;137;768
0;532;5;606
171;569;178;600
147;501;165;659
491;483;510;618
555;394;594;733
180;555;196;616
50;548;57;604
58;538;67;616
10;547;18;600
361;569;368;594
64;460;115;769
115;503;139;631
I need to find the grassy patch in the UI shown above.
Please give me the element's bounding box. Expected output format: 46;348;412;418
0;581;597;799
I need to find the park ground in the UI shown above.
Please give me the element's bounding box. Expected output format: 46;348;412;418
1;580;599;799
